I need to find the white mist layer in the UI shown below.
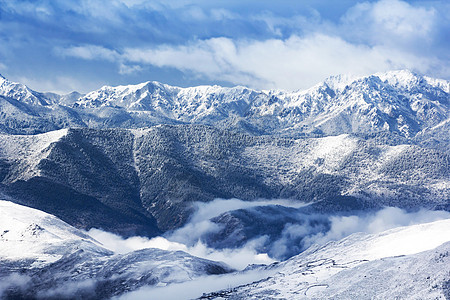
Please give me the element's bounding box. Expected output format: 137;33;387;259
289;207;450;251
114;268;279;300
88;229;274;270
88;199;450;271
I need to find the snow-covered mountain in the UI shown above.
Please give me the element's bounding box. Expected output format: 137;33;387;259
0;200;232;299
0;70;448;138
1;200;449;300
0;71;448;299
0;75;86;134
0;125;447;237
200;219;450;299
0;74;55;106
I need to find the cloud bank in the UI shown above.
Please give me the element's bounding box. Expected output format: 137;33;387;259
89;199;450;270
1;0;449;92
97;198;450;300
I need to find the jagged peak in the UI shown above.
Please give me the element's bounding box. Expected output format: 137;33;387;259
322;73;361;91
91;80;176;96
376;69;421;86
320;70;415;92
375;69;449;93
84;80;261;101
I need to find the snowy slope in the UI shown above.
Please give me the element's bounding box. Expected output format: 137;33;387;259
0;200;233;299
203;219;450;299
0;129;68;181
0;199;105;265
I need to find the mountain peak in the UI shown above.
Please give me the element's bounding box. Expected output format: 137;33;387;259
376;69;420;84
323;73;360;91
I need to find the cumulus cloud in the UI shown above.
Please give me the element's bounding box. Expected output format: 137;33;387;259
342;0;437;47
50;0;449;91
2;0;448;93
121;33;445;90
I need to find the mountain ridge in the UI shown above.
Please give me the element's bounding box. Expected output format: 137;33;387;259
0;70;447;138
0;125;447;236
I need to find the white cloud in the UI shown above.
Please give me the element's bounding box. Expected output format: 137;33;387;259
118;63;143;75
210;8;237;21
88;199;307;269
47;0;448;91
117;269;278;300
88;229;188;254
0;274;31;298
15;75;100;94
89;228;274;270
342;0;437;48
57;45;120;62
302;207;450;248
120;33;444;90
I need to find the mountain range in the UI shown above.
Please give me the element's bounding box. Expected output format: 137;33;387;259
0;70;448;299
0;70;448;139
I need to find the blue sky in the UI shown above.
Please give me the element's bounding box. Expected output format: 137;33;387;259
0;0;449;93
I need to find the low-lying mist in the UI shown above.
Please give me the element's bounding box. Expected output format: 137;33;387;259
89;198;450;269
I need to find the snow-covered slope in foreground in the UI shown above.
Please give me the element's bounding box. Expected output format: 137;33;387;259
0;200;232;299
202;219;450;300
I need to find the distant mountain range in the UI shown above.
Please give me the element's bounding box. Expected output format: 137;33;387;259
1;70;448;138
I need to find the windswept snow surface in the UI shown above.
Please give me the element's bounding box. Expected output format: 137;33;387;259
203;219;450;299
0;199;101;265
0;129;68;181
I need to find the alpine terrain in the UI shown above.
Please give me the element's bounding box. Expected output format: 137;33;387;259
0;70;448;299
